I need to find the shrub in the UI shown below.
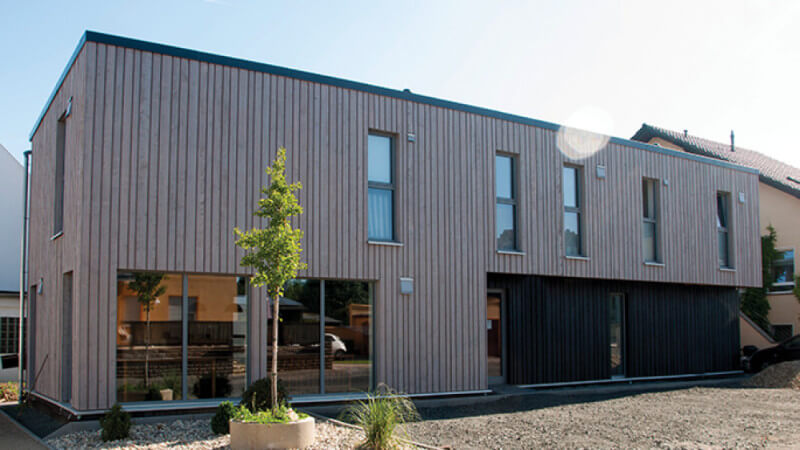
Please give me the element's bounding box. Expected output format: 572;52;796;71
340;384;419;449
144;386;162;401
192;373;232;399
100;404;131;442
0;382;19;402
211;401;237;435
232;404;307;424
240;377;288;412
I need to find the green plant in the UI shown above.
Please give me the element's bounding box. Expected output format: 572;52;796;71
211;401;237;435
127;272;167;388
192;373;232;399
100;404;131;442
144;386;162;401
235;147;307;411
240;377;288;412
741;225;778;332
0;382;19;402
232;404;308;424
340;384;420;449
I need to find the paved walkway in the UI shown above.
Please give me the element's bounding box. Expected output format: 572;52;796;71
0;408;48;449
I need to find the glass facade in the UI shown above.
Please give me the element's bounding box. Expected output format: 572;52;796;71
277;279;373;395
116;272;247;402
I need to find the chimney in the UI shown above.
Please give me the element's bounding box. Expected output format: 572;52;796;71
683;129;688;137
730;130;735;152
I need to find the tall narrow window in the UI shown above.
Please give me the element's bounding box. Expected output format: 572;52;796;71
368;133;394;241
53;115;66;235
495;154;517;250
642;178;659;263
563;165;583;256
716;192;732;268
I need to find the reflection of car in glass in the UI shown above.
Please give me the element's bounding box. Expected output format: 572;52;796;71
326;333;347;358
743;334;800;372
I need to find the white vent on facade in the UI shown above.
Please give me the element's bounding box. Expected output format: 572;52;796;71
596;165;606;179
400;277;413;295
739;192;746;203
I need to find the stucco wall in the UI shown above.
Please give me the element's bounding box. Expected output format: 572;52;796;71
760;183;800;337
0;144;23;293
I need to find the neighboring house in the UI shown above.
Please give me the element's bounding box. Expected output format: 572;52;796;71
632;124;800;346
24;31;760;415
0;144;23;382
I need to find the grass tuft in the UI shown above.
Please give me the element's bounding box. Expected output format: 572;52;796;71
341;384;420;449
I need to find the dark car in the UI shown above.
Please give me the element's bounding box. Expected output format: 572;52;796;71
745;334;800;372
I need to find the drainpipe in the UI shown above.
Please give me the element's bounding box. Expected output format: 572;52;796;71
18;149;31;392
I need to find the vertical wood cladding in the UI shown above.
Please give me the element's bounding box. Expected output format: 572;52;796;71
490;274;740;384
29;38;757;410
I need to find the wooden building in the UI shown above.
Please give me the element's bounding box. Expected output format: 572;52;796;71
25;32;761;414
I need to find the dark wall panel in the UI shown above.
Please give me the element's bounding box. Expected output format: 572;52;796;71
490;275;740;385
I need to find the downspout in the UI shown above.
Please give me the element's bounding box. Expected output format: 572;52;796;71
18;149;31;392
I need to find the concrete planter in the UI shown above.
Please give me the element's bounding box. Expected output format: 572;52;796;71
229;416;315;449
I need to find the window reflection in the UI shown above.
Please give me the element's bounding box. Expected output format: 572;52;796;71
324;281;372;393
116;272;182;402
186;275;248;399
276;280;322;395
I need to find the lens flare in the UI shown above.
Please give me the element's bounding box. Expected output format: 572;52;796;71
556;106;613;160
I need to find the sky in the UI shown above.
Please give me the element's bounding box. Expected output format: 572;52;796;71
1;0;799;167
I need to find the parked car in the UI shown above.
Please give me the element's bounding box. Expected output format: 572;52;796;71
744;334;800;372
326;333;347;358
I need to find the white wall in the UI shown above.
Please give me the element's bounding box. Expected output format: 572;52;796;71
0;144;23;293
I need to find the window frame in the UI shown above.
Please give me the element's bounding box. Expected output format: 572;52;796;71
563;164;584;257
770;248;795;293
716;191;733;269
367;131;396;242
642;178;660;263
495;152;518;251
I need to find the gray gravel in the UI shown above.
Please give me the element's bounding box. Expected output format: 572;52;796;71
46;418;368;449
406;386;800;449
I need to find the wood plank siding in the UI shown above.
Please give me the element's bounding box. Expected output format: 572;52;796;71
28;34;760;411
489;275;740;384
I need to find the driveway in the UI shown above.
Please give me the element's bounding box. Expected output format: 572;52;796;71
406;382;800;448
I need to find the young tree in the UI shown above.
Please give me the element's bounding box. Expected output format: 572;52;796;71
128;272;167;388
235;147;307;411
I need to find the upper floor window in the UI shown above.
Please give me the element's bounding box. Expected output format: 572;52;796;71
54;114;66;235
716;192;732;268
770;249;795;292
642;178;660;263
495;154;517;251
563;165;583;256
368;133;395;241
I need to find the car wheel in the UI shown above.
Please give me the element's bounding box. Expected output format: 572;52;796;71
757;360;771;372
334;350;344;359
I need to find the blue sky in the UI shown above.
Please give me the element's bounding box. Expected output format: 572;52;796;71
2;0;799;167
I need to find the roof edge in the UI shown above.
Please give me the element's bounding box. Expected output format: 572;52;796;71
28;31;759;175
28;31;89;140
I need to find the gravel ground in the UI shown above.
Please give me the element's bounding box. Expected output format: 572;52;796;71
46;418;368;449
407;386;800;449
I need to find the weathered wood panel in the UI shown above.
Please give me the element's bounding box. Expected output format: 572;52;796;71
490;274;740;384
29;37;760;411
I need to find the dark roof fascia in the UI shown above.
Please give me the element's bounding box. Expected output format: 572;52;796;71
29;31;757;175
759;175;800;200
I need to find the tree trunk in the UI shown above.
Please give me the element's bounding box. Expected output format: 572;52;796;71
271;295;279;411
145;307;151;388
